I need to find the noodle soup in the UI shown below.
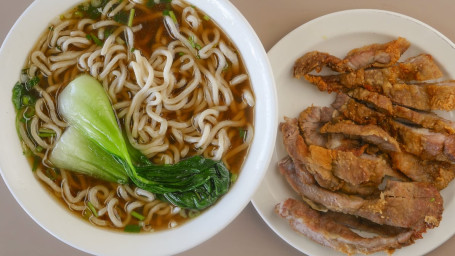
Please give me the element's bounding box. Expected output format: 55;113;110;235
13;0;254;233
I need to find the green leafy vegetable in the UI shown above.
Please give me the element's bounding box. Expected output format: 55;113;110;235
50;75;230;210
50;127;130;183
114;10;130;25
12;76;40;110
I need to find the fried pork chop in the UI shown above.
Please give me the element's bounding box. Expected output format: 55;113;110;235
302;53;442;90
278;156;443;231
277;37;454;255
276;198;415;255
294;37;410;76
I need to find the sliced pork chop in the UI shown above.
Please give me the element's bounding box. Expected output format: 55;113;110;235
275;198;415;255
298;106;334;147
393;105;455;134
294;37;410;76
335;93;455;134
347;88;394;114
391;152;455;190
388;120;455;163
278;157;443;230
302;53;443;93
281;118;404;194
320;120;401;152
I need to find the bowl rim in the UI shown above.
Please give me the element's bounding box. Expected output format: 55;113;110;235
0;0;278;255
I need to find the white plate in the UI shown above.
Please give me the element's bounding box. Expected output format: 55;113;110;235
251;9;455;256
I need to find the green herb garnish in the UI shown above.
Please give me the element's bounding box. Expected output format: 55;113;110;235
163;9;177;24
131;211;145;221
38;128;56;138
188;35;202;50
86;33;103;46
32;155;40;172
127;8;135;27
124;224;141;233
239;128;247;141
87;201;99;217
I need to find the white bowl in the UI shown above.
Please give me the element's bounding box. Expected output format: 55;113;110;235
0;1;277;255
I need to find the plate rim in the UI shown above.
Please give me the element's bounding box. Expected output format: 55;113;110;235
252;8;455;256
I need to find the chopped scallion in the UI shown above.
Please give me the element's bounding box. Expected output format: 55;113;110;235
86;33;103;46
188;36;202;50
87;201;99;217
169;11;177;23
124;224;141;233
131;211;145;221
38;128;56;138
203;15;210;21
32;155;40;172
239;128;247;141
127;9;135;27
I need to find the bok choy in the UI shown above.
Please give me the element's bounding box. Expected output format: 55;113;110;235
49;74;230;210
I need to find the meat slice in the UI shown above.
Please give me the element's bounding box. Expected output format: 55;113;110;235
335;93;455;134
395;53;443;81
335;94;388;126
281;118;403;194
307;144;402;187
294;37;410;76
302;54;442;93
388;120;455;163
347;88;394;114
320;120;401;152
275;198;415;255
278;156;443;231
393;105;455;134
382;81;455;111
281;117;342;190
391;152;455;190
298;106;334;147
280;117;315;185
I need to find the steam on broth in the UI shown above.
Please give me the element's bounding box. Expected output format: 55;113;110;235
13;0;254;232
